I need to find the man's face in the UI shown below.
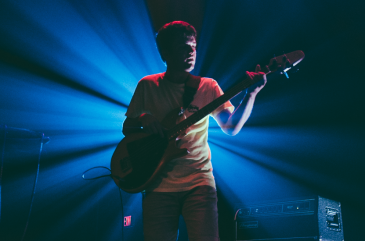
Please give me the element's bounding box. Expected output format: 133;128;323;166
165;35;196;72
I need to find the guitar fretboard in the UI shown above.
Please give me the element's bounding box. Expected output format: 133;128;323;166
166;75;259;140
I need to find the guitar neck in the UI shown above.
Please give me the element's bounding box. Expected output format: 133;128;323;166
165;50;305;140
166;75;262;141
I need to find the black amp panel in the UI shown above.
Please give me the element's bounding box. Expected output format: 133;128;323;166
234;196;344;241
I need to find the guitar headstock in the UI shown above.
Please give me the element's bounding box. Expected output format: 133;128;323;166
264;50;305;78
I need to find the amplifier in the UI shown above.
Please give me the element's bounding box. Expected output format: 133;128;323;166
234;196;344;241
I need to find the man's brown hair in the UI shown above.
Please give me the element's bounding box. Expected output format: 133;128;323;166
156;21;197;63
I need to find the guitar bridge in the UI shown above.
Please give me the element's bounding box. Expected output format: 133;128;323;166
119;157;133;178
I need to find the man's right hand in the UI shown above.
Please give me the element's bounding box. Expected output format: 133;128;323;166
138;113;166;138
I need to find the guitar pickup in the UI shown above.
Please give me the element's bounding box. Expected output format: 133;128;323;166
119;157;133;178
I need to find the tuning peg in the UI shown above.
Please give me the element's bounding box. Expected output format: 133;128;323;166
278;67;289;78
275;65;288;78
270;57;278;71
284;61;293;70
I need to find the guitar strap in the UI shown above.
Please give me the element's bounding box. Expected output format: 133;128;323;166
180;74;201;115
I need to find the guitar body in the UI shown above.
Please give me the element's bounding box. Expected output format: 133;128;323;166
110;108;188;193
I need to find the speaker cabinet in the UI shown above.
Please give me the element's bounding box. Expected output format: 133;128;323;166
234;196;344;241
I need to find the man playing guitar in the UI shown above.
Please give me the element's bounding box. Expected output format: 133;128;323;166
122;21;266;241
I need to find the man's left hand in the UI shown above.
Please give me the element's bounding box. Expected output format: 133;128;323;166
246;64;267;97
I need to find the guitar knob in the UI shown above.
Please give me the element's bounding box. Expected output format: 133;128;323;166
285;58;290;66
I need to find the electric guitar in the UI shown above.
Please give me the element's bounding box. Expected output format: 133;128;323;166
110;50;305;193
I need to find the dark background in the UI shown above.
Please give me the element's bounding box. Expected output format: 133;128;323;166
1;0;364;240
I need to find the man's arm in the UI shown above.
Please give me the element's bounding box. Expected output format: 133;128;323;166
122;117;142;136
123;113;166;137
215;66;267;136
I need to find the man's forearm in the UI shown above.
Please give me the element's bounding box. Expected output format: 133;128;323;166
219;93;257;136
219;71;266;136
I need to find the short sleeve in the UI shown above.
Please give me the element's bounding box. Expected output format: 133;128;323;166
210;81;234;119
125;81;145;118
